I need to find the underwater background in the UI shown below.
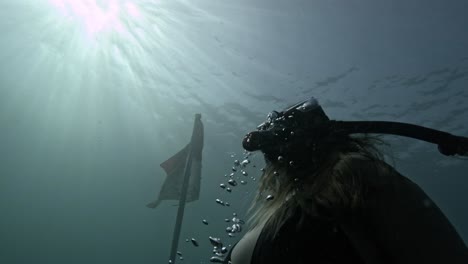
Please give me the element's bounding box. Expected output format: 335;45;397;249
1;0;467;263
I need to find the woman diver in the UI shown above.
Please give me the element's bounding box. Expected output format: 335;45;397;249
225;97;468;264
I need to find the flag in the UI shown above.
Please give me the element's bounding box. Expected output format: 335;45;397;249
147;114;204;208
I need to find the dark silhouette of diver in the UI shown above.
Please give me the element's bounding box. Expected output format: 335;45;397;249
225;97;468;264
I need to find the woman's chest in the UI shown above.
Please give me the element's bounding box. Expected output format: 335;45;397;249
230;223;265;264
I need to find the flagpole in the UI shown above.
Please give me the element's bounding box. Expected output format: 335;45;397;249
168;114;201;264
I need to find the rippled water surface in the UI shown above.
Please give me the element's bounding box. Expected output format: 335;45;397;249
1;0;467;263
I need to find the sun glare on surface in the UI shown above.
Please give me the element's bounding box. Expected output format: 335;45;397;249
48;0;142;36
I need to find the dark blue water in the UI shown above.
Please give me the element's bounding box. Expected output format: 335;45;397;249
1;0;467;263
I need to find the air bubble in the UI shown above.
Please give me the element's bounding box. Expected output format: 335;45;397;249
228;179;237;186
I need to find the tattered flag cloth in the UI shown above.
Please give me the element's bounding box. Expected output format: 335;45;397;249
147;115;204;208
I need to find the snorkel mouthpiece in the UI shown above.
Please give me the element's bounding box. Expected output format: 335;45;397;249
242;130;277;152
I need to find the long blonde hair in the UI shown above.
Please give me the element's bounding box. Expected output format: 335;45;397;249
247;134;387;237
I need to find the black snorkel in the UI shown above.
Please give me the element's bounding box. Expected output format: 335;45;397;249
328;120;468;157
243;97;468;166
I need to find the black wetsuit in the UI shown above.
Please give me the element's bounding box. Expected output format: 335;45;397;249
253;207;364;264
225;158;468;264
